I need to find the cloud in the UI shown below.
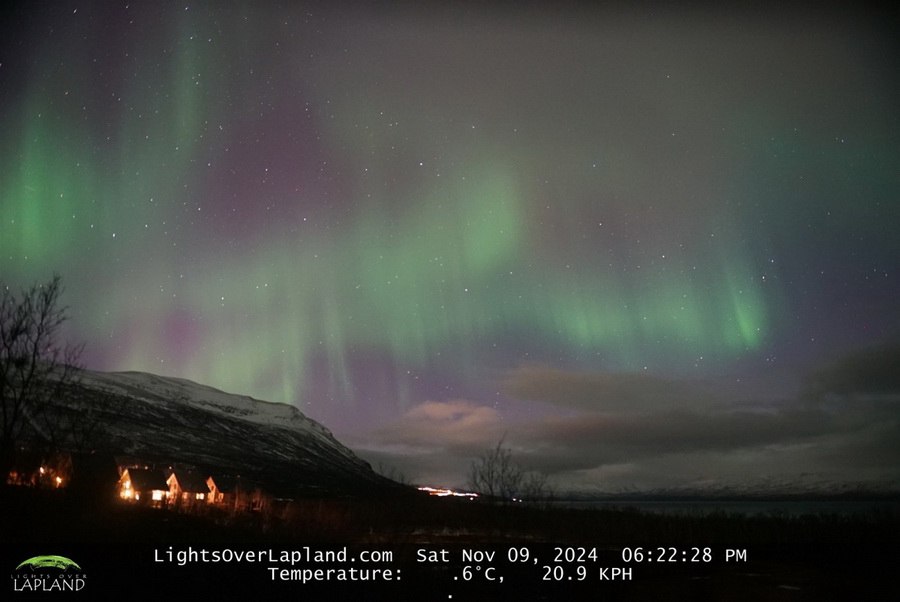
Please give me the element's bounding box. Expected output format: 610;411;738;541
348;399;506;487
350;365;900;491
515;407;857;470
803;341;900;399
501;364;721;411
361;399;503;453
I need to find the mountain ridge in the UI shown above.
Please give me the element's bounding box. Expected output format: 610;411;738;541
53;368;397;497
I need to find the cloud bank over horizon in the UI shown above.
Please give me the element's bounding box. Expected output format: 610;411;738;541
353;346;900;491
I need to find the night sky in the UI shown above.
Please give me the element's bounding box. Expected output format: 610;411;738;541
2;2;898;492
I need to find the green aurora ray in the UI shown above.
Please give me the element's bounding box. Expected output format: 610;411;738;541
2;4;896;432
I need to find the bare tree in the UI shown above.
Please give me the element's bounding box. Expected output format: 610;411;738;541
468;436;523;500
0;275;82;477
468;436;554;503
520;470;555;507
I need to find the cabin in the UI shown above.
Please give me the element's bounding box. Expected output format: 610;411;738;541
6;449;284;520
206;475;235;507
117;468;169;507
166;470;211;511
206;475;271;513
5;450;69;489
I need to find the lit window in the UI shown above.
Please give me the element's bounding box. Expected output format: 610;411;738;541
152;490;164;501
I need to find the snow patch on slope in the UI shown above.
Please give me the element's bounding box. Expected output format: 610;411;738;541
79;369;335;444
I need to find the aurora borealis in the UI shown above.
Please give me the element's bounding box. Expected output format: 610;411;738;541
2;2;898;491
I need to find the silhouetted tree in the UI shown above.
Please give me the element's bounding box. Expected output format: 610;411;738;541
520;470;555;507
0;275;82;479
468;436;522;500
468;436;555;504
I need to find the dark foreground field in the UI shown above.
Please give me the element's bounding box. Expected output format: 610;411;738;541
2;487;897;600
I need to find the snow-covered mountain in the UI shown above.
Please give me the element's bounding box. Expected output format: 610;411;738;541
57;369;395;496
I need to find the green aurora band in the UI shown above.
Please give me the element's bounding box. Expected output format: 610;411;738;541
3;4;895;430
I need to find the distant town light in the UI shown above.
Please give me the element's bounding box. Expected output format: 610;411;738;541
418;486;478;499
